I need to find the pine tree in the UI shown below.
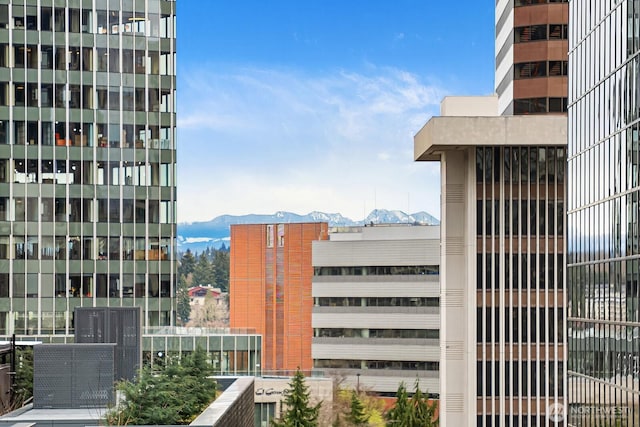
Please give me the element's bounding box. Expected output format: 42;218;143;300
385;381;438;427
346;391;369;425
271;368;321;427
192;252;214;286
212;249;230;291
176;275;191;325
385;382;411;426
105;347;216;425
410;380;438;426
179;249;196;281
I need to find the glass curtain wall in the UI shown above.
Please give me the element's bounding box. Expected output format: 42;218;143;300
567;1;640;425
0;0;177;337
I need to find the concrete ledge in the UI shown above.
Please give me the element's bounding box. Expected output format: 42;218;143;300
414;115;567;161
190;377;255;427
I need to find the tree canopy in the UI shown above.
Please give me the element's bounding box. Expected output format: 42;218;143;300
346;391;370;425
178;246;229;291
176;275;191;325
105;347;216;425
385;380;438;427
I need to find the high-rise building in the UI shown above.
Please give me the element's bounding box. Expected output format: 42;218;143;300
410;1;570;423
230;222;328;373
311;224;440;396
415;95;566;425
496;0;568;115
567;1;640;425
0;0;177;338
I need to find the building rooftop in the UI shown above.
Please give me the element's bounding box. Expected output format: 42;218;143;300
0;406;107;423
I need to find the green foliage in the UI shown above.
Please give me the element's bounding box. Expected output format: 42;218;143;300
385;382;411;426
385;380;438;427
212;249;230;292
410;380;438;426
105;347;216;425
178;246;230;291
271;368;321;427
176;275;191;325
330;384;385;427
12;347;33;408
346;391;370;425
178;249;197;282
191;252;214;287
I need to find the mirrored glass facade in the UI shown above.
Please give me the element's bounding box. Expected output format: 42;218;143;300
568;1;640;425
0;0;177;338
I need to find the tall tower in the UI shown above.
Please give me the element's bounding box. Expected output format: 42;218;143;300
414;2;570;426
415;97;566;426
230;222;328;373
567;1;640;425
496;0;568;116
0;0;177;338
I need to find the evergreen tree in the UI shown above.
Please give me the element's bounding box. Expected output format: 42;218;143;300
212;249;230;291
410;380;438;426
179;249;197;282
271;368;321;427
169;347;216;420
385;381;438;427
192;252;214;286
176;275;191;325
346;391;370;425
385;382;411;426
105;347;216;425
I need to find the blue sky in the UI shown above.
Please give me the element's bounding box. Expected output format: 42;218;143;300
176;0;495;223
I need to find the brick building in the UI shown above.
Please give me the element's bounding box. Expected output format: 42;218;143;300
230;222;328;373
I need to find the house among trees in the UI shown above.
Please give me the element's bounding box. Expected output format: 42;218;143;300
188;286;223;306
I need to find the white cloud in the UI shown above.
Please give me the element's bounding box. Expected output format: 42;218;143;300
177;65;444;223
184;237;214;244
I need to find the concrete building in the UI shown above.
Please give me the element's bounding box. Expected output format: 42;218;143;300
311;225;440;396
567;1;640;425
230;222;329;374
0;0;177;339
415;96;566;425
496;0;568;115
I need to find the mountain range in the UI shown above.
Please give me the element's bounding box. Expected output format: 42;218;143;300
178;209;440;253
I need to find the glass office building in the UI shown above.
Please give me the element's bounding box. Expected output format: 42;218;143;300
0;0;177;338
567;0;640;425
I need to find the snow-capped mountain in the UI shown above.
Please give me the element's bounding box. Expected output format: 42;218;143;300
363;209;439;225
178;209;439;253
